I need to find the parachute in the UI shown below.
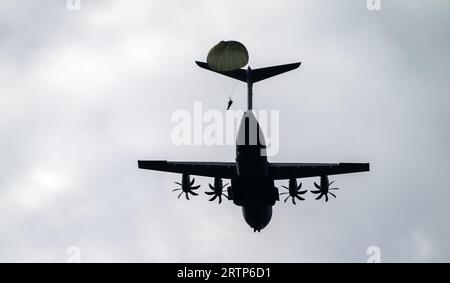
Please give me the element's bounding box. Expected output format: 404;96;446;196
207;41;249;72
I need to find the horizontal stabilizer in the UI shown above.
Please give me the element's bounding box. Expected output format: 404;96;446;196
251;62;301;82
195;61;301;83
195;61;247;82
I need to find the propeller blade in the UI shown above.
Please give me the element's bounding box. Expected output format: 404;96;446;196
223;193;229;200
298;190;308;195
279;192;289;195
314;182;321;189
189;191;198;196
295;195;305;201
325;194;329;202
205;191;216;195
209;184;215;190
297;183;302;189
330;188;340;190
284;195;290;203
292;197;296;205
186;192;190;200
178;192;183;199
172;188;181;192
190;185;200;190
190;178;195;186
329;192;336;198
282;186;289;190
218;195;222;204
175;182;182;186
209;195;218;202
311;190;321;194
316;194;323;200
329;181;335;186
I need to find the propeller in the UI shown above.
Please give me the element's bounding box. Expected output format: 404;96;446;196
172;174;200;200
205;177;229;204
279;178;308;204
310;175;340;202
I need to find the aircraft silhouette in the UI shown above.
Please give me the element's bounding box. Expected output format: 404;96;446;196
138;60;370;232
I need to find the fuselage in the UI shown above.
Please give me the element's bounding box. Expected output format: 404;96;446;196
230;111;278;232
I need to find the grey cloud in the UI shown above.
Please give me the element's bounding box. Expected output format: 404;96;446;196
0;0;449;262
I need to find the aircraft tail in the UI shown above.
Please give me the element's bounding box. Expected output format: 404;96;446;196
195;61;301;83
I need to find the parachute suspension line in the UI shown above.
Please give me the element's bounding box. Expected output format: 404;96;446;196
214;76;237;110
214;76;230;99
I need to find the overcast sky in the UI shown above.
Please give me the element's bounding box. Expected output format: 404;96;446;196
0;0;449;262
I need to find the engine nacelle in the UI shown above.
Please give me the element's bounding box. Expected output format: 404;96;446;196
181;173;193;192
288;177;299;191
319;175;330;192
173;174;200;200
312;175;338;202
211;177;225;193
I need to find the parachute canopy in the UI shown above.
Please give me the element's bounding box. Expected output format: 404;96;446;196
207;41;249;72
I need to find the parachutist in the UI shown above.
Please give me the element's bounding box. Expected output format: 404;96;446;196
227;98;233;110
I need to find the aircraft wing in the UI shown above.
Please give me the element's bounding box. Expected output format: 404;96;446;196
138;160;237;179
268;162;370;180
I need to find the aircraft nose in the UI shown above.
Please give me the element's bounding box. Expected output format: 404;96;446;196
242;205;272;232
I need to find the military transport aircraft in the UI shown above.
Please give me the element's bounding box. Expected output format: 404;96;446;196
138;60;369;232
